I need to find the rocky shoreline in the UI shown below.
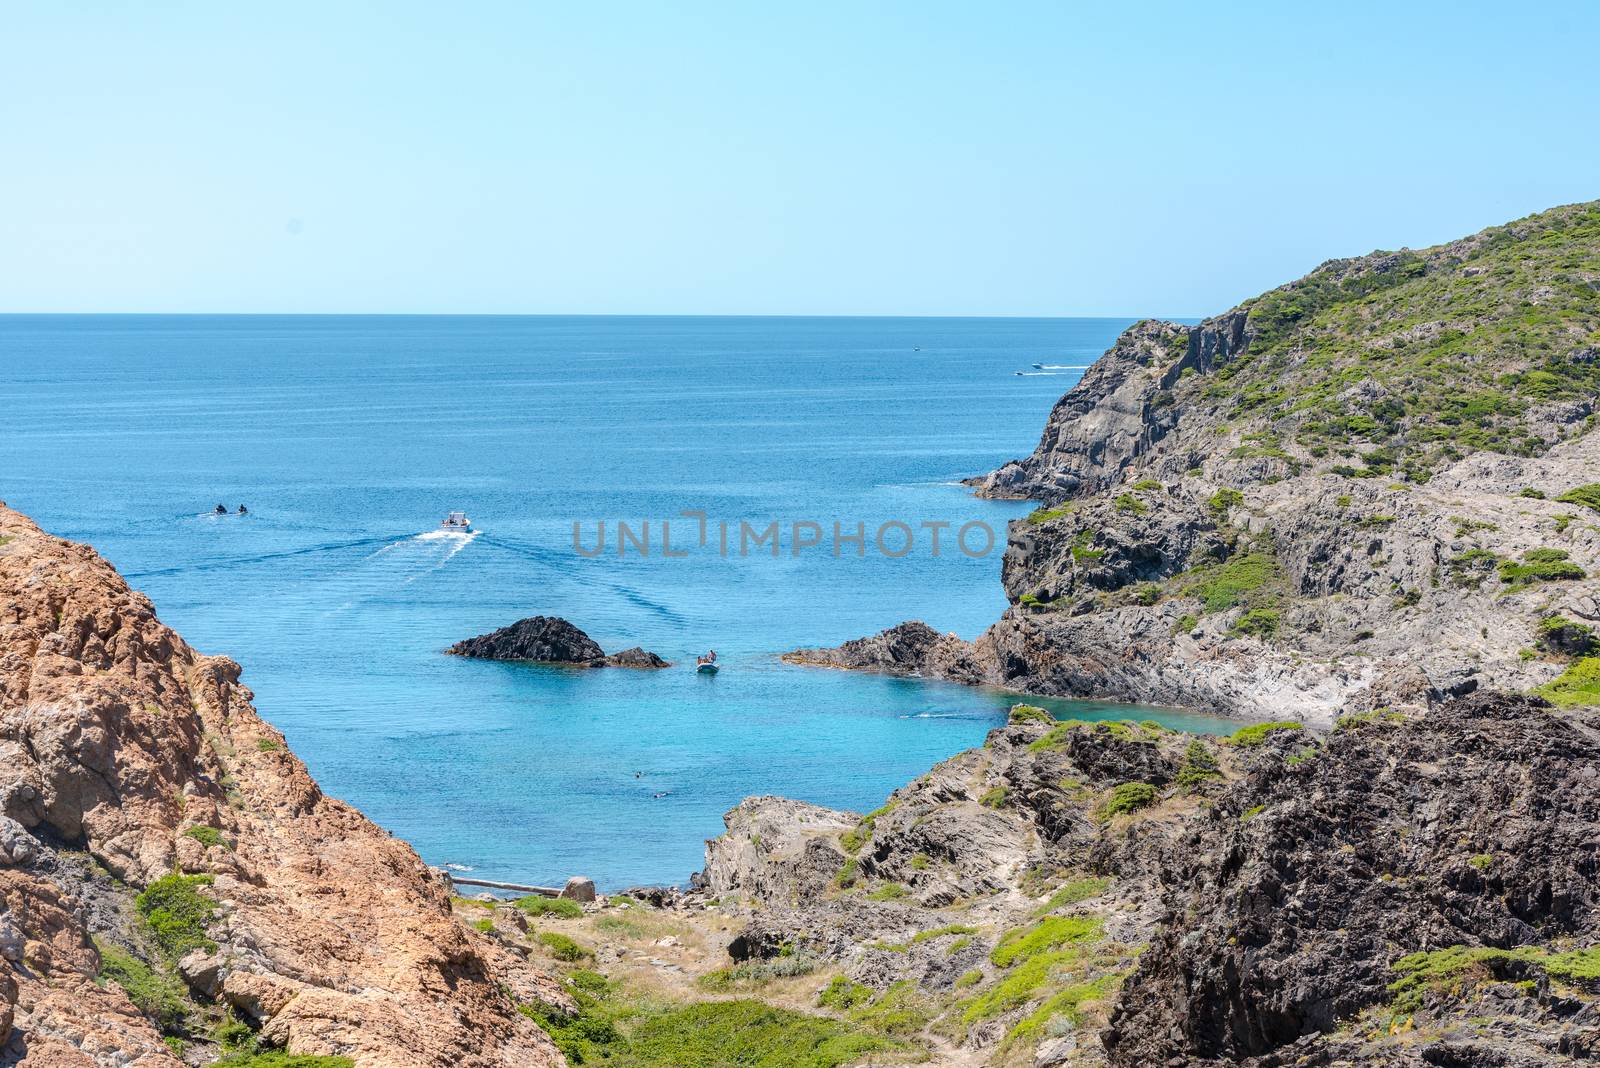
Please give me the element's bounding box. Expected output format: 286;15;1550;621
786;202;1600;728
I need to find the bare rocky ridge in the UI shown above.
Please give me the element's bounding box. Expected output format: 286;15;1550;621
0;504;566;1066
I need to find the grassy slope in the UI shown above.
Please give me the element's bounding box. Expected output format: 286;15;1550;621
1183;200;1600;481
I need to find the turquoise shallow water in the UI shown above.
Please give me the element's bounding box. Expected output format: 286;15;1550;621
0;314;1226;888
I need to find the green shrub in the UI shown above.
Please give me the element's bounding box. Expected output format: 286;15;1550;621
866;883;908;902
1208;488;1245;516
1131;478;1162;492
1229;721;1303;747
624;1000;898;1067
136;874;217;959
537;931;592;962
182;825;226;849
1100;783;1157;818
963;947;1089;1023
1034;877;1112;915
700;950;821;991
979;787;1008;809
1114;493;1148;515
1182;552;1283;613
1026;504;1075;525
835;857;859;890
1447;547;1499;585
911;923;978;945
1176;740;1222;788
1000;973;1121;1052
1070;529;1104;564
1538;658;1600;707
1500;548;1586;584
1008;704;1055;726
254;738;281;753
95;939;189;1031
1173;613;1199;634
1556;483;1600;514
990;916;1103;968
1518;487;1547;499
1537;615;1600;656
817;975;873;1011
515;895;584;919
1230;608;1280;639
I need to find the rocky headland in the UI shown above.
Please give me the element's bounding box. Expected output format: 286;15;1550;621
789;200;1600;726
449;616;669;668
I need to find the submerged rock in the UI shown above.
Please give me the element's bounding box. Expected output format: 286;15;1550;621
449;615;670;668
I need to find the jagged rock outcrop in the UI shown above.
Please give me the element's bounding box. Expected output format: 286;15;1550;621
792;202;1600;726
681;695;1600;1067
1107;690;1600;1065
0;504;566;1066
449;616;669;668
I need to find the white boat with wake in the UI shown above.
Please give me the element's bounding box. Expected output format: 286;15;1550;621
440;510;473;532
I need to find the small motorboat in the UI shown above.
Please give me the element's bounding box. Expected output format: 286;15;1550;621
441;511;472;532
696;650;719;675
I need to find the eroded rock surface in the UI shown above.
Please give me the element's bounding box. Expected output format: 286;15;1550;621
676;694;1600;1067
0;504;565;1066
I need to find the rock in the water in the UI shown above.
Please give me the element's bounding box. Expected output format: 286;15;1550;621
449;617;670;668
449;615;608;664
606;646;671;669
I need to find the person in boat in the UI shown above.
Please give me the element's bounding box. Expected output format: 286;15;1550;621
237;504;248;514
214;504;227;515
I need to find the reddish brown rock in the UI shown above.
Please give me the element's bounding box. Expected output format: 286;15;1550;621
0;503;566;1067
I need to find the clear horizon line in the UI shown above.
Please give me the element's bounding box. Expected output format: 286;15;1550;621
0;310;1206;321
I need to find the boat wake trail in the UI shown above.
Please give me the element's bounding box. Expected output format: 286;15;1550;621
480;534;688;625
324;530;481;612
126;535;400;579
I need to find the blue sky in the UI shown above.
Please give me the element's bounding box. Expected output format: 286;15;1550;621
3;2;1597;316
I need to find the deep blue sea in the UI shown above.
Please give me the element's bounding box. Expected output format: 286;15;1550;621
0;315;1226;888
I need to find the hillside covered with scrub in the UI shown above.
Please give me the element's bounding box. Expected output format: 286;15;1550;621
790;200;1600;724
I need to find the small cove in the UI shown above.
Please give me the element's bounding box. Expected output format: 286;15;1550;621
0;313;1233;888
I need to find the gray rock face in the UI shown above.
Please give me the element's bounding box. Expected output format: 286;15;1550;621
790;431;1600;727
1105;691;1600;1065
690;693;1600;1067
448;616;669;668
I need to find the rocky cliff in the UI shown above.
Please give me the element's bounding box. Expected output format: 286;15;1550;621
791;201;1600;725
0;504;566;1066
670;692;1600;1066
